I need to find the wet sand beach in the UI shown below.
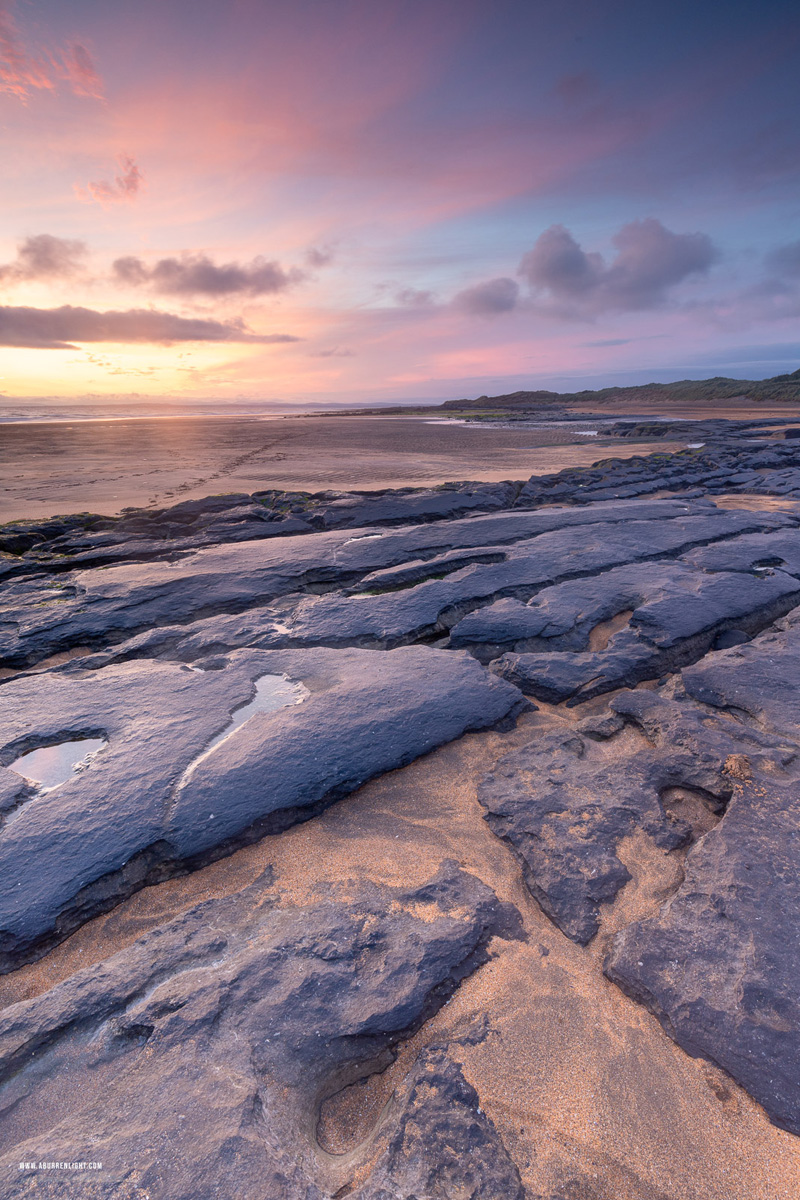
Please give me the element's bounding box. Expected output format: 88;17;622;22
0;413;684;523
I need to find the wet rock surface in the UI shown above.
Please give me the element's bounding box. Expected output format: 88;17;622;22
0;863;521;1198
478;687;796;942
0;501;792;668
603;618;800;1136
482;623;800;1135
486;556;800;702
0;647;522;970
2;420;800;1196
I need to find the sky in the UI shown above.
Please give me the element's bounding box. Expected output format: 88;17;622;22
1;0;799;408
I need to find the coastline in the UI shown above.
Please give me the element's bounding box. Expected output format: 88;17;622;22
2;410;800;1196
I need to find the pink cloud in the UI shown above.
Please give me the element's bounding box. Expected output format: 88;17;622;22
83;155;143;206
0;4;54;99
61;42;104;101
0;4;103;102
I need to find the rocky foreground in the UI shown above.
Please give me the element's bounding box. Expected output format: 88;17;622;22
1;416;800;1197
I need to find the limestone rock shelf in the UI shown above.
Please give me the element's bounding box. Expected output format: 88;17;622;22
1;420;800;1197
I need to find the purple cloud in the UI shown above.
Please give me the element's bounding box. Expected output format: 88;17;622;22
519;219;718;313
395;287;436;308
766;241;800;279
0;304;301;349
453;276;520;315
0;234;87;282
305;246;335;268
112;252;303;297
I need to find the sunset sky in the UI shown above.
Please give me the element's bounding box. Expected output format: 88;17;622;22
1;0;799;408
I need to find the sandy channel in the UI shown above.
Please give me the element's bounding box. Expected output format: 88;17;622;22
2;705;798;1200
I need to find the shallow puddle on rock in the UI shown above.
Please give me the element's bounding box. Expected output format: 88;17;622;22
210;674;308;750
8;738;106;790
181;673;309;784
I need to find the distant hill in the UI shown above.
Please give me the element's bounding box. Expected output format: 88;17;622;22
440;368;800;410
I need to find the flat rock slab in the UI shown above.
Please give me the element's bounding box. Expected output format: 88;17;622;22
154;509;793;658
0;646;523;969
682;529;800;577
491;645;659;705
603;617;800;1136
484;535;800;702
0;863;522;1198
452;559;800;658
606;770;800;1137
1;499;779;667
304;480;520;528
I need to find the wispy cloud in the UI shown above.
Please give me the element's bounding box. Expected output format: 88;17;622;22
0;4;52;99
0;4;103;101
83;156;143;206
581;338;633;348
0;235;87;282
0;304;301;349
112;252;302;296
60;42;104;100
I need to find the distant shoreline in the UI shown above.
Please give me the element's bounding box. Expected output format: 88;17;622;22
1;366;797;426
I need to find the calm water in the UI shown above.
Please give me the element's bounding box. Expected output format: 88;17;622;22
202;673;308;760
8;738;107;790
178;672;309;789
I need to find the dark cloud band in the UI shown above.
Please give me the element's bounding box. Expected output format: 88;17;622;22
0;305;301;349
113;253;304;297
